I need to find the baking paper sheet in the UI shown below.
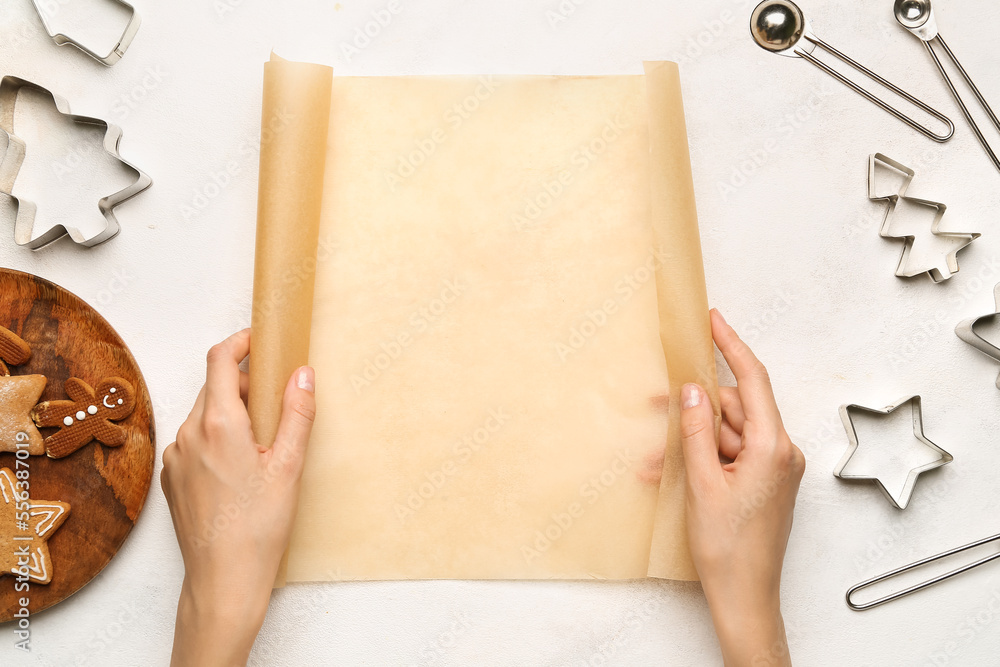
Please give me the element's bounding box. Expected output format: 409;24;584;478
248;56;718;583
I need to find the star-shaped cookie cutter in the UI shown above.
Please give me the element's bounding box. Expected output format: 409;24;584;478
834;395;953;510
869;153;979;283
0;76;152;250
30;0;141;67
956;282;1000;389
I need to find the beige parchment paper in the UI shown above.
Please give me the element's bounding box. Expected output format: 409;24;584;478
248;56;718;584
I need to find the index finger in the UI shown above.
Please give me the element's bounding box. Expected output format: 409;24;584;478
205;329;251;408
710;309;781;428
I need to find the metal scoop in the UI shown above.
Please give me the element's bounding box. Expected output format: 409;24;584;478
750;0;954;142
894;0;1000;172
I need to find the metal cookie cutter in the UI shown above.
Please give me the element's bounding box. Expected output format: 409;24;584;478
895;0;1000;173
834;395;953;510
869;153;978;283
956;282;1000;388
749;0;954;142
30;0;141;67
847;531;1000;610
0;76;152;250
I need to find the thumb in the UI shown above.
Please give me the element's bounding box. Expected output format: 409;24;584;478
679;383;722;490
271;366;317;478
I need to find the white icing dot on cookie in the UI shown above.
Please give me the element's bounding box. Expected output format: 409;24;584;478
118;399;123;405
63;416;74;426
88;405;98;415
110;387;117;394
76;411;86;420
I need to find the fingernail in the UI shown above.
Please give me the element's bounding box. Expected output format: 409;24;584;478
712;308;727;325
296;367;315;393
682;383;702;410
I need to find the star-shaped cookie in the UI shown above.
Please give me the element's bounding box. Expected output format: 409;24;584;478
0;375;47;455
834;395;953;509
869;153;979;283
0;467;70;584
956;282;1000;389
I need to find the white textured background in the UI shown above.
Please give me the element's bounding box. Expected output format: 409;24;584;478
2;0;1000;665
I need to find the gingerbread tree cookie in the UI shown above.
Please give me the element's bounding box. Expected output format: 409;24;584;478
0;467;70;584
0;324;47;455
0;325;31;377
0;375;47;456
32;377;136;459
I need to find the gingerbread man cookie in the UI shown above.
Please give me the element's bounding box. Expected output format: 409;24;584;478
0;467;70;584
31;377;136;459
0;325;31;377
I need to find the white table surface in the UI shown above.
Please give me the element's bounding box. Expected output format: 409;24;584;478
2;0;1000;664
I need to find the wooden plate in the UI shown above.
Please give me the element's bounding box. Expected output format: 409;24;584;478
0;268;154;622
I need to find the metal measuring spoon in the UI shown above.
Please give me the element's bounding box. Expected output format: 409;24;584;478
894;0;1000;171
750;0;814;56
750;0;954;142
894;0;939;39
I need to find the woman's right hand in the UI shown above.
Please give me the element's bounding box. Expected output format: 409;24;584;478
679;309;805;667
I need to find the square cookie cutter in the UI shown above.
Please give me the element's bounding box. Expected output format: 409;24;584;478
0;76;152;250
30;0;141;67
834;395;953;510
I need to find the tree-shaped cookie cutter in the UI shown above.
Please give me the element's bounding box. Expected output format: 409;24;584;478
30;0;141;67
869;153;979;283
0;76;152;250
